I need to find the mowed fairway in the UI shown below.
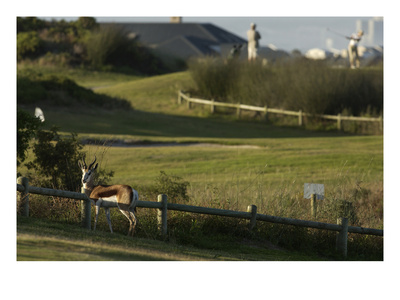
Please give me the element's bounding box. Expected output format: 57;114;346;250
99;136;382;187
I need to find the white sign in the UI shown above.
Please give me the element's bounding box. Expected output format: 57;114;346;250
304;183;324;200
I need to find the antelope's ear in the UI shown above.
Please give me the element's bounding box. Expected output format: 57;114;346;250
78;161;83;169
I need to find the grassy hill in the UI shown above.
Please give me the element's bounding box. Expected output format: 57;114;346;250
19;67;359;143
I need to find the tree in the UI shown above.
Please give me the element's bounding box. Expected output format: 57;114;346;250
25;126;114;191
17;31;43;61
17;109;42;167
75;17;98;30
17;17;46;33
26;126;84;191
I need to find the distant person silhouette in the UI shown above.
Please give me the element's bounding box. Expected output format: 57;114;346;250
228;44;242;60
346;30;364;69
247;23;261;62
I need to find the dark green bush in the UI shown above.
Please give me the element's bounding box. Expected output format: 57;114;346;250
17;108;43;167
25;126;114;191
83;25;124;67
17;17;168;74
17;17;46;33
154;171;190;204
17;31;43;61
188;57;383;116
84;25;167;74
17;71;132;110
188;57;241;101
25;127;84;191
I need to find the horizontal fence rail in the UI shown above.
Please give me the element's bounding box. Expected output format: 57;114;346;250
17;183;88;201
17;178;383;258
178;90;383;130
17;178;92;229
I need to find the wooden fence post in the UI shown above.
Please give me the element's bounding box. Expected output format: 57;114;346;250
236;103;241;118
177;90;182;104
187;93;191;109
17;177;29;217
310;194;316;219
298;110;303;126
337;113;342;131
264;105;268;122
158;194;168;238
247;205;257;231
211;99;215;113
336;217;349;258
81;187;91;230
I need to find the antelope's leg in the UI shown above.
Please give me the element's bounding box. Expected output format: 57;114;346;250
118;206;136;236
104;208;113;233
129;210;137;236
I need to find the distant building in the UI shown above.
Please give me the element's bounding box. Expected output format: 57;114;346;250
356;17;383;47
101;19;247;67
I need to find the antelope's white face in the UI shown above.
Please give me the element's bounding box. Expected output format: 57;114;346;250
78;157;98;188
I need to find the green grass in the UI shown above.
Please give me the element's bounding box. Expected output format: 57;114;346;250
96;136;382;186
83;136;382;230
96;71;195;114
22;69;356;143
17;68;383;227
17;217;322;261
16;66;383;260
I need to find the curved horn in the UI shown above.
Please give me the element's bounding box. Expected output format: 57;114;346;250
79;157;87;169
88;156;97;169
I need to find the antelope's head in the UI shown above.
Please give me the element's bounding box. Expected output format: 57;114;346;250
78;156;98;188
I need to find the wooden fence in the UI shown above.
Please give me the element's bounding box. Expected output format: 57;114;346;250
17;177;383;258
178;90;383;130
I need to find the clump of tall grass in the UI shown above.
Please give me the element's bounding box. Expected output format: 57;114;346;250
188;57;383;117
187;57;240;101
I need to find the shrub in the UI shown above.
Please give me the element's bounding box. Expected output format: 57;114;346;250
84;25;126;67
227;61;274;106
149;171;190;204
17;71;132;110
37;52;75;67
83;25;167;74
74;17;98;31
17;31;43;61
16;18;169;73
188;57;383;117
17;17;46;33
25;126;114;192
188;57;240;101
26;126;84;191
17;108;43;167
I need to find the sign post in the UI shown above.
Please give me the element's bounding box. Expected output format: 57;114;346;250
304;183;324;219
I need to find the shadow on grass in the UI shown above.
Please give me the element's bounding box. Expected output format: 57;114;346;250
17;217;324;261
40;107;350;140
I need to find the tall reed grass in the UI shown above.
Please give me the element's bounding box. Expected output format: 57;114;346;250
188;57;383;117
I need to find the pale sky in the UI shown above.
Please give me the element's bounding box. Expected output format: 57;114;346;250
41;16;380;52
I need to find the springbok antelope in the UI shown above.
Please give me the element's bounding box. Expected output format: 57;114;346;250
78;156;139;236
